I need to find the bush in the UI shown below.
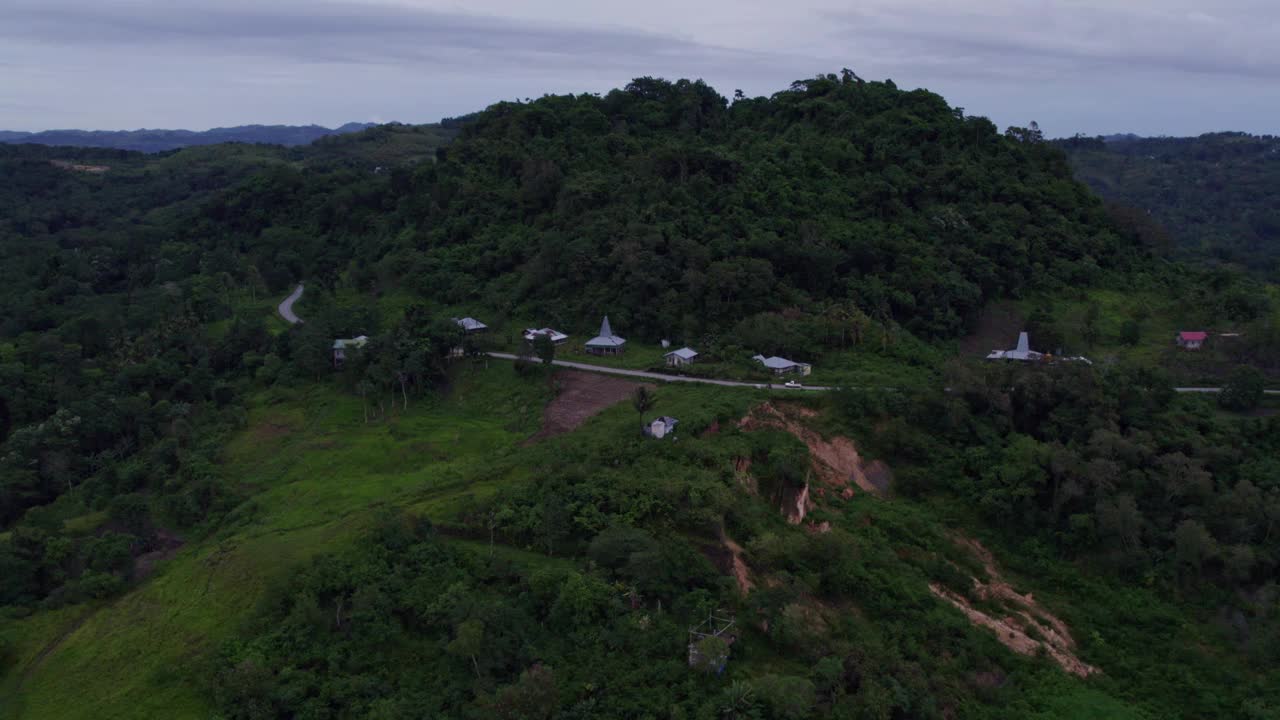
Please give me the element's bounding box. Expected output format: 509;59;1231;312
1219;365;1265;411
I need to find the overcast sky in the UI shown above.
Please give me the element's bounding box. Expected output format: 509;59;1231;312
3;0;1277;136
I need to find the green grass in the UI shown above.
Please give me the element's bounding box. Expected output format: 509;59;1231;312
0;364;549;720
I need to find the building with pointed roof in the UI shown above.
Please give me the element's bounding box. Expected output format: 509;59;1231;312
986;331;1044;361
585;315;627;355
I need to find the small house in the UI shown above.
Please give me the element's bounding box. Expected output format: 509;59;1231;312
333;335;369;367
585;316;627;356
986;331;1044;361
752;354;812;376
665;347;699;368
453;317;488;334
645;416;679;439
1176;331;1207;350
523;327;569;345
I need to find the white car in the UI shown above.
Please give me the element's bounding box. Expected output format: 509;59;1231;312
783;380;802;389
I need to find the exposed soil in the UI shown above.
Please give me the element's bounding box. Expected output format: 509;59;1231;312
526;371;654;442
960;300;1025;358
738;402;890;496
930;535;1098;678
133;528;185;581
719;528;755;594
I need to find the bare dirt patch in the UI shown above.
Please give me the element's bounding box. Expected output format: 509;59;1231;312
133;528;185;581
527;371;654;442
738;402;889;496
931;535;1098;678
960;300;1025;358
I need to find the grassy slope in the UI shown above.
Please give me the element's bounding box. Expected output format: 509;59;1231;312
1;366;547;720
5;349;1261;718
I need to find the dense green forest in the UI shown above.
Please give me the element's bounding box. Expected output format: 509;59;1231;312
1058;132;1280;278
1;74;1277;719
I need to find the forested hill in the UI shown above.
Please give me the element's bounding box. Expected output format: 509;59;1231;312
5;74;1280;720
203;73;1144;341
0;122;376;153
1057;132;1280;278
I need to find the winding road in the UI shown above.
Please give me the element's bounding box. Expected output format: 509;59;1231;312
275;286;1277;396
277;283;304;324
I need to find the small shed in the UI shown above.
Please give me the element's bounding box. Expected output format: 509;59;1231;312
752;354;812;376
333;335;369;367
645;416;679;439
1176;331;1207;350
585;316;627;356
453;317;488;333
665;347;699;367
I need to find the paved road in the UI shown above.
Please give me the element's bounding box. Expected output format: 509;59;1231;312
487;352;1280;396
277;284;304;324
1175;387;1280;395
487;353;833;391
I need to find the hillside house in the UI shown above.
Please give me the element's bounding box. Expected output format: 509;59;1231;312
585;316;627;355
1176;331;1207;350
645;416;679;439
752;354;812;376
332;335;369;367
986;332;1044;361
523;327;569;345
665;347;698;367
453;317;488;333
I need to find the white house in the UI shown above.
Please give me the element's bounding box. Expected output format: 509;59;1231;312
752;354;812;376
333;335;369;367
585;316;627;356
986;332;1044;361
665;347;699;367
523;327;569;345
453;317;488;333
645;416;679;439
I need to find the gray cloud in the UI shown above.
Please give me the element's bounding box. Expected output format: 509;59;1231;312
0;0;1276;135
2;0;772;73
826;1;1280;81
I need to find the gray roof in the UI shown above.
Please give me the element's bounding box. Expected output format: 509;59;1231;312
524;327;568;342
453;317;487;332
586;315;626;347
986;331;1043;361
665;347;698;360
752;354;807;370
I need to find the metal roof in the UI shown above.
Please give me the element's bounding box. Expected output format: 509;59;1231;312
333;335;369;350
987;331;1043;361
665;347;698;360
523;328;568;342
752;354;807;370
586;315;626;347
453;317;487;332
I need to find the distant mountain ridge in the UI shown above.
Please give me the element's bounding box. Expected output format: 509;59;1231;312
0;122;377;153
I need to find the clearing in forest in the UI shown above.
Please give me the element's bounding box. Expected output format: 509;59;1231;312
527;370;654;441
738;401;891;495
